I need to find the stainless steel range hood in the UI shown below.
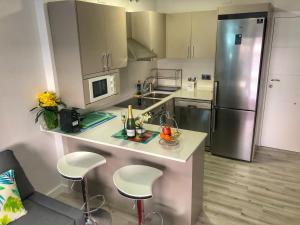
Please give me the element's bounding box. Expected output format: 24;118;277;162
127;38;157;61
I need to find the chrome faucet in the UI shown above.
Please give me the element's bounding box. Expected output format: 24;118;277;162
142;76;156;94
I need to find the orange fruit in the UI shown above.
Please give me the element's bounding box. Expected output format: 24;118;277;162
163;134;171;142
160;132;166;139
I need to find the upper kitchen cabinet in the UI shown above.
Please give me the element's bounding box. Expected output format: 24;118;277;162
166;11;217;59
76;2;107;75
49;1;127;76
104;5;127;70
166;13;192;59
130;11;166;58
191;11;217;59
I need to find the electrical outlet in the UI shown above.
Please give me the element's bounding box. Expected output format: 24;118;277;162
202;74;211;80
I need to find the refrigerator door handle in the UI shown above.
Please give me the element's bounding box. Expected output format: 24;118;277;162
212;108;217;132
213;81;218;106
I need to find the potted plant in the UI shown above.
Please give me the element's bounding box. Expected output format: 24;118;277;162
30;91;65;130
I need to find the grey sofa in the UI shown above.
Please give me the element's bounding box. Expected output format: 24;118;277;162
0;150;85;225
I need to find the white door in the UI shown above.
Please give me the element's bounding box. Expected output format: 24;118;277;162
261;16;300;152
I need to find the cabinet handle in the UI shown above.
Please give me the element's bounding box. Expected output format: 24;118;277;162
271;79;280;82
193;46;195;58
187;105;197;109
102;53;107;71
108;52;112;69
187;46;190;59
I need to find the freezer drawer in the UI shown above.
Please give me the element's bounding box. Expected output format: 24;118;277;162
175;99;211;146
211;108;256;161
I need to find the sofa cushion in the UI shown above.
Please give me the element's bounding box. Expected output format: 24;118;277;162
28;192;84;225
0;170;27;225
10;199;75;225
0;150;34;200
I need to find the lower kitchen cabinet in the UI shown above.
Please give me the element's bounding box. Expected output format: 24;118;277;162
174;99;212;147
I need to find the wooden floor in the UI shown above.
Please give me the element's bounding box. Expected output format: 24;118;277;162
200;147;300;225
56;147;300;225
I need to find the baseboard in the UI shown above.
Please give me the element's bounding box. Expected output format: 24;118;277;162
46;183;69;198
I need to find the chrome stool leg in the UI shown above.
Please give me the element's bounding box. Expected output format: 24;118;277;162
81;177;112;225
81;177;94;225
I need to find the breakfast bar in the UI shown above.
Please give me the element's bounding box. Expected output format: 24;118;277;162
46;106;207;225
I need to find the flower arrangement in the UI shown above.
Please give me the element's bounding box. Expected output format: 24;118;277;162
135;112;152;130
30;91;65;129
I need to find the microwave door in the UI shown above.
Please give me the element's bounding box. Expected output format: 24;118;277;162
89;78;109;103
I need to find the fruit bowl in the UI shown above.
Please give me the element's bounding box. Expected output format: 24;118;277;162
158;112;181;146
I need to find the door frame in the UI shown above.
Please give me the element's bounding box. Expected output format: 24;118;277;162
259;12;300;150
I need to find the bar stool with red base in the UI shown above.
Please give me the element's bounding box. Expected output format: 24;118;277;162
113;165;164;225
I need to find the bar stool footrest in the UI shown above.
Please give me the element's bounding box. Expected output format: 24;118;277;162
89;208;112;225
144;211;164;225
81;194;106;214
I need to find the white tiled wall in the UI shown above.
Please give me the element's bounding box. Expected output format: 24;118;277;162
157;58;215;90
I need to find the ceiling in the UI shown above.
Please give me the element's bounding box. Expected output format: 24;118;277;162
155;0;300;13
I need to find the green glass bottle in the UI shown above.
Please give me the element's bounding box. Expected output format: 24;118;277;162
126;105;136;137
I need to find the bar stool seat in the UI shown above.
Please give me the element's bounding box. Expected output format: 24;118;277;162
57;151;106;180
113;165;163;225
113;165;163;199
57;151;110;225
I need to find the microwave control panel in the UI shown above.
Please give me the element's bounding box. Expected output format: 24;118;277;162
109;75;116;94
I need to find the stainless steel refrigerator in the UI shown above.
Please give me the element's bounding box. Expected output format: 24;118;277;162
211;13;267;162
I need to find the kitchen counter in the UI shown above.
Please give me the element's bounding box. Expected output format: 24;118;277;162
46;106;207;163
45;88;211;163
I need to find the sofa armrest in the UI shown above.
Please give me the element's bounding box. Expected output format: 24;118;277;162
28;192;84;225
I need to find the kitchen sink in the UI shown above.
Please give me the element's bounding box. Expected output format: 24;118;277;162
143;92;171;99
115;97;161;110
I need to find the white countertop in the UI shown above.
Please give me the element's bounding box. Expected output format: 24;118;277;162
45;89;211;163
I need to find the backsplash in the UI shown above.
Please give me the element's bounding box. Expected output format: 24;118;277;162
157;58;215;91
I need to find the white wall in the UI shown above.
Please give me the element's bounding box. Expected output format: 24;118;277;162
0;0;61;194
157;59;215;90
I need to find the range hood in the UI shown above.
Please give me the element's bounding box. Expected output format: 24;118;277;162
127;38;157;61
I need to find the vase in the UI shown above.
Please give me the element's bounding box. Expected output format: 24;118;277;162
43;108;58;130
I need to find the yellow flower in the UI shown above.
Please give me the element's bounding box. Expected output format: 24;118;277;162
36;91;58;107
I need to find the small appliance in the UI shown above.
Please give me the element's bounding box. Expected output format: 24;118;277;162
83;72;117;104
59;109;81;133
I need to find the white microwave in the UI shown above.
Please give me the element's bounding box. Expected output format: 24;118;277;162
84;73;117;104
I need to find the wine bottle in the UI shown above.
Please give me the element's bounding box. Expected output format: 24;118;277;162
126;105;136;137
137;80;142;106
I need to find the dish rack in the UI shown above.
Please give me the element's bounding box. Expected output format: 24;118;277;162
150;68;182;92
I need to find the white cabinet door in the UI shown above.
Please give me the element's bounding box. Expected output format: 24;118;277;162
261;17;300;152
166;13;192;58
76;1;107;75
191;11;217;59
104;5;127;70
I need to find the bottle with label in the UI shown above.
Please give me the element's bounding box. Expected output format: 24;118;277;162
126;105;136;138
137;80;142;106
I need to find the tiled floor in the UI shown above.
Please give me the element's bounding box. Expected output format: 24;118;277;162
56;147;300;225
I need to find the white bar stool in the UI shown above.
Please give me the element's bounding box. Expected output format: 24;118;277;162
113;165;164;225
57;151;109;225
